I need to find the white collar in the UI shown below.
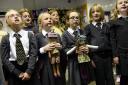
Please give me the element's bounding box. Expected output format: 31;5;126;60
41;29;48;36
92;21;103;26
118;14;128;18
8;27;25;37
67;27;74;35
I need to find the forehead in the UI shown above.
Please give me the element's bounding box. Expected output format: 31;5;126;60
6;10;19;16
42;13;51;18
51;11;58;14
92;6;100;11
22;12;30;15
69;12;79;17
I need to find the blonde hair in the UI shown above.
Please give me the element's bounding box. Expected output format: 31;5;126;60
38;12;49;32
110;7;118;20
111;0;128;20
49;9;58;15
89;4;104;23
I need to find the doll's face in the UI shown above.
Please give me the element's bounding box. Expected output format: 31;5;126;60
21;12;32;25
41;13;52;29
117;0;128;14
51;11;59;23
68;12;80;28
6;10;22;28
91;8;102;22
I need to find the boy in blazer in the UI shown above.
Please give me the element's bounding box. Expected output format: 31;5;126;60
1;9;37;85
84;4;115;85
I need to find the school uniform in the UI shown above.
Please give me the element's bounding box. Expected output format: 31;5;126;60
84;22;115;85
36;30;66;85
1;29;37;85
110;16;128;85
0;47;4;85
23;25;39;34
62;27;93;85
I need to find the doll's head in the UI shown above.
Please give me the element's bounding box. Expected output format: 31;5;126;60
89;4;104;23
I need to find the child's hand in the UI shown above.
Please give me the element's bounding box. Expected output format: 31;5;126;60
19;72;24;79
22;72;31;80
113;57;119;64
55;43;62;49
43;43;56;52
77;45;89;54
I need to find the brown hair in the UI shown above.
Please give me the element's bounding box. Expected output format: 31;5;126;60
19;8;32;17
65;9;80;27
89;4;104;23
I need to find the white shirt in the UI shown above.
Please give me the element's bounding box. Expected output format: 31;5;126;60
67;26;80;37
118;14;128;18
9;29;29;61
92;21;103;29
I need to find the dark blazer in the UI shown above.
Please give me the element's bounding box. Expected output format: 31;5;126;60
110;18;128;56
84;23;112;54
36;32;66;85
0;44;4;84
1;32;37;77
110;18;128;76
62;29;85;85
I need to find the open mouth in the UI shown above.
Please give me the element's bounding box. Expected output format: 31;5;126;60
15;19;19;22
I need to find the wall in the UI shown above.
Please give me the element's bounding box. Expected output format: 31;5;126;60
0;0;24;11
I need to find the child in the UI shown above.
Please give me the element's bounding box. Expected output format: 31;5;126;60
49;9;64;36
84;4;115;85
19;8;38;34
36;12;66;85
0;21;6;85
110;0;128;85
62;10;93;85
1;9;37;85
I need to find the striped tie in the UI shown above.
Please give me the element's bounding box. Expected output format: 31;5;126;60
14;33;26;65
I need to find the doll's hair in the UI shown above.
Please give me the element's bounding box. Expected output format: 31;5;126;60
89;4;104;23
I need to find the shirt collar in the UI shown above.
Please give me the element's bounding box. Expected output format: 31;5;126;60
92;21;103;26
42;29;48;36
118;14;128;18
67;26;80;35
8;27;25;37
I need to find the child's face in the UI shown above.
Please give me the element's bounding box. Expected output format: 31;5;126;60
41;13;52;29
6;10;22;28
21;12;32;25
117;0;128;14
91;8;102;22
51;11;59;23
68;12;80;28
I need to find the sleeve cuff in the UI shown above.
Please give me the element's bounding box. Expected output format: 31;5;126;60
39;47;46;54
26;69;33;75
13;68;22;77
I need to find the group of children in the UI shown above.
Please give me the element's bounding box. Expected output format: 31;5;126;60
0;0;128;85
